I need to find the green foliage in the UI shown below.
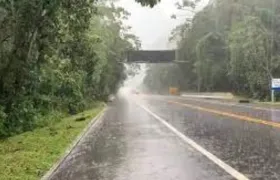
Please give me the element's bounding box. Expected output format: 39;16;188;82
144;0;280;99
0;1;138;137
229;16;271;98
144;64;184;93
0;103;104;180
134;0;161;7
195;32;228;91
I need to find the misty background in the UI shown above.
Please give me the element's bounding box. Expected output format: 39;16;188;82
117;0;209;89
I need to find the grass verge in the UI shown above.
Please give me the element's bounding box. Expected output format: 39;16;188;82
0;103;104;180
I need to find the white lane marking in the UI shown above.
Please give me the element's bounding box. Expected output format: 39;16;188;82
138;104;250;180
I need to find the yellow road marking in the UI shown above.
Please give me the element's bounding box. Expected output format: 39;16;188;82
167;101;280;129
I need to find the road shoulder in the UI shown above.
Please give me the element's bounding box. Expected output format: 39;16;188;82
42;106;107;180
0;104;105;180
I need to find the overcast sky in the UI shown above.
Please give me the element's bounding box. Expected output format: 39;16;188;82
117;0;209;50
117;0;209;88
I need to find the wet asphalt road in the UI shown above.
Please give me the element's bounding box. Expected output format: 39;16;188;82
49;93;280;180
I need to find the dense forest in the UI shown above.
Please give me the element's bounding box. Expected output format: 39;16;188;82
144;0;280;100
0;0;147;137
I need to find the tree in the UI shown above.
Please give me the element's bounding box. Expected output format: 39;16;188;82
144;0;280;100
0;0;139;137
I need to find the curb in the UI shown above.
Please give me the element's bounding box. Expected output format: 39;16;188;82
180;95;254;106
180;94;248;103
181;94;233;100
41;105;107;180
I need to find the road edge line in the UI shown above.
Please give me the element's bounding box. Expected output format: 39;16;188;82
41;105;107;180
138;103;250;180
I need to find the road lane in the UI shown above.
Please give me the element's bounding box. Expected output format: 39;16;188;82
143;95;280;122
166;100;280;128
142;95;280;180
49;95;231;180
138;103;248;180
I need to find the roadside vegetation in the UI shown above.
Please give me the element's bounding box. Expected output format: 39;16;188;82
0;0;161;178
0;1;141;137
144;0;280;100
0;103;104;180
0;0;158;178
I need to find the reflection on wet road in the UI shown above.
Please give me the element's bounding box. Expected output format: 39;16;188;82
143;95;280;180
49;93;280;180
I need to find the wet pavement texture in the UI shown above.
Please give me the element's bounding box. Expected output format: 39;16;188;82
49;95;230;180
147;95;280;122
143;95;280;180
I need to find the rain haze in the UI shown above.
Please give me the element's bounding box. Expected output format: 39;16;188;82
118;0;209;89
4;0;280;180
